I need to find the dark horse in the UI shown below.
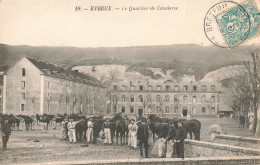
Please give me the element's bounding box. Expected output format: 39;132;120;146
19;115;34;131
148;115;163;142
93;119;104;144
173;118;201;140
75;118;88;143
9;114;21;131
115;119;128;145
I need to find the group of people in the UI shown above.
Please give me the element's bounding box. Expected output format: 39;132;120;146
137;119;187;158
1;114;187;159
59;117;187;158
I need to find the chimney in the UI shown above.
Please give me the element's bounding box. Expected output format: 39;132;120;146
43;69;51;74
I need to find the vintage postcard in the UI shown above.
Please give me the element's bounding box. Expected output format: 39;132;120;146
0;0;260;164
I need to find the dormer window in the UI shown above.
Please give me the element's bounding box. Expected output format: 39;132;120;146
130;86;135;91
174;85;179;91
166;85;170;91
22;68;26;76
211;85;216;91
113;85;118;91
202;85;207;91
139;85;144;91
156;85;162;91
183;85;188;91
193;86;197;91
122;86;127;91
148;86;153;91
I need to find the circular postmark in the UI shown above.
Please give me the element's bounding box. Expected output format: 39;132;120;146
204;1;251;48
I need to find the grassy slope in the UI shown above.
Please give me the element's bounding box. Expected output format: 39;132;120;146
0;44;257;80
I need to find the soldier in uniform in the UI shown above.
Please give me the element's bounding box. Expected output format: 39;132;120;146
87;118;94;143
103;118;111;144
167;120;177;158
137;119;149;158
61;118;68;140
1;115;11;150
67;117;77;143
175;121;187;158
158;119;169;158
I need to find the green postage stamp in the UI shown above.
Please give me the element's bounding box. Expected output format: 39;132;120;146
204;0;260;48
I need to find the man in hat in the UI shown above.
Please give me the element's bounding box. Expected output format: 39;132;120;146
167;120;178;158
128;119;138;148
103;118;111;144
87;118;94;143
158;119;169;158
175;121;187;158
61;118;68;140
67;118;77;143
1;116;11;150
137;119;149;158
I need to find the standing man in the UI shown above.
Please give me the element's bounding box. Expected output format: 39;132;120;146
61;118;68;140
67;118;77;143
175;121;187;158
103;118;111;145
137;119;149;158
167;121;177;158
1;116;11;150
87;118;94;143
158;119;169;158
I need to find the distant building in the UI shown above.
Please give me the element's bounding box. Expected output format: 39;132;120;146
3;56;107;115
109;80;222;118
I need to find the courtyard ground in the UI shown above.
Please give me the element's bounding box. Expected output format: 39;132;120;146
0;117;256;164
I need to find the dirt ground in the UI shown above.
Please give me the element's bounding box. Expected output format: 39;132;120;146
0;117;254;164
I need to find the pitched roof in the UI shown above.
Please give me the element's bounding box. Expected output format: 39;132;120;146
26;57;104;88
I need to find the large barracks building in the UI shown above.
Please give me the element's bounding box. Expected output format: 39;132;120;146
2;56;107;116
109;80;224;118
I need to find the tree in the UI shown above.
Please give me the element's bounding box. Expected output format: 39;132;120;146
243;52;260;135
111;95;119;113
28;92;38;114
126;95;133;113
158;95;164;117
57;94;64;114
232;52;260;135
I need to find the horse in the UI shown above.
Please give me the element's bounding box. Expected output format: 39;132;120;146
115;119;128;145
9;115;21;131
148;114;163;142
36;114;41;125
19;115;34;131
93;119;104;144
75;118;88;143
173;118;201;140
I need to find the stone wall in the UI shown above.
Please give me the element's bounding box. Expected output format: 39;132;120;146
35;156;260;165
184;139;260;158
214;134;260;149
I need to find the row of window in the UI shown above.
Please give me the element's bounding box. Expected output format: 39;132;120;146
113;84;216;92
119;105;216;114
117;95;217;103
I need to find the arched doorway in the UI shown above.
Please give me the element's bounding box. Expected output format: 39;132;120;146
182;107;188;116
138;106;143;117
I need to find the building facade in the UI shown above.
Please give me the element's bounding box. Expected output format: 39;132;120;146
3;56;107;116
109;80;221;118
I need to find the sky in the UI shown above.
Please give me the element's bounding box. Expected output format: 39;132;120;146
0;0;259;47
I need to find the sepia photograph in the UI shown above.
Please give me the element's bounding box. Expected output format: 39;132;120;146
0;0;260;164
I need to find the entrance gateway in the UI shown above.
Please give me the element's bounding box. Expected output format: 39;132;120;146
183;107;188;117
138;107;143;117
